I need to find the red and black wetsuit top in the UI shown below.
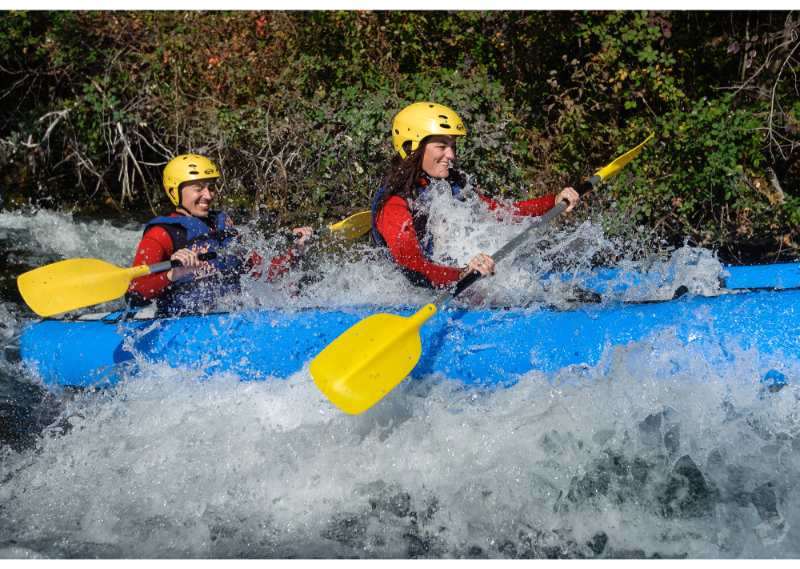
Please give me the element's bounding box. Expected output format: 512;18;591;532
127;211;299;314
371;175;556;289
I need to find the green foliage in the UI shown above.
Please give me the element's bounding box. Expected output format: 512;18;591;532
0;10;798;261
576;11;685;111
609;95;777;247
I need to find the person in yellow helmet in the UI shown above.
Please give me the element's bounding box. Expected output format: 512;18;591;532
127;154;312;315
370;101;579;289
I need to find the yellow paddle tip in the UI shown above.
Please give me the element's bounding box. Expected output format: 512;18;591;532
327;211;372;241
17;259;152;317
311;304;437;414
594;132;655;181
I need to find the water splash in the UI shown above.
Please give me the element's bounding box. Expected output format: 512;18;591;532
0;209;141;267
1;331;798;558
1;207;797;558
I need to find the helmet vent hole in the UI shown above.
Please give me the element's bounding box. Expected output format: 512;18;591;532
439;123;451;129
188;169;199;175
394;128;400;134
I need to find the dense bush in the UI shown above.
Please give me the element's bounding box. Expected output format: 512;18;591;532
1;10;798;261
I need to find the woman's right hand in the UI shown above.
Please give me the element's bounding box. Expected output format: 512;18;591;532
461;252;496;279
167;247;209;282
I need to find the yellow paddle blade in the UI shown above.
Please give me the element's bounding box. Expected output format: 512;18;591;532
310;303;437;414
327;210;371;241
595;132;654;181
17;259;151;317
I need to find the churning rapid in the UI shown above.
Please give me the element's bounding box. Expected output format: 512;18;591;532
1;202;799;559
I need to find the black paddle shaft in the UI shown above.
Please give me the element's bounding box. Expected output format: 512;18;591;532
173;251;217;267
149;251;218;274
445;175;600;301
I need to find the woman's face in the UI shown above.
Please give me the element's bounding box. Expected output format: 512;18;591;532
179;179;216;217
421;136;456;179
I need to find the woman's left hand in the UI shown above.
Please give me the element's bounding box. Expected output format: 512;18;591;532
557;186;580;212
291;226;313;247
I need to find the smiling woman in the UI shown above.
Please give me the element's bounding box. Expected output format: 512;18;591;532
370;101;581;290
179;179;216;218
126;154;313;316
420;135;456;180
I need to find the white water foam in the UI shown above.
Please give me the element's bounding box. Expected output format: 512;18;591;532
0;209;141;266
0;204;726;314
1;332;799;558
1;206;791;558
232;188;726;311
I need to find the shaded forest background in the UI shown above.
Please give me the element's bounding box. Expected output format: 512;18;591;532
1;11;799;263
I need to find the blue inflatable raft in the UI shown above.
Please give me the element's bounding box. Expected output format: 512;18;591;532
19;263;800;390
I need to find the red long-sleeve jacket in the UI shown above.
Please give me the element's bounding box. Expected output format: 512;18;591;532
128;213;298;301
375;191;557;288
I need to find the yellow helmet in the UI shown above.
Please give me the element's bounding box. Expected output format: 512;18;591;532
162;154;220;206
391;102;467;159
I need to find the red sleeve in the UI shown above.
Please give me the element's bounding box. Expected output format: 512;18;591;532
266;249;299;281
245;246;301;282
478;192;557;217
128;226;174;300
376;195;463;287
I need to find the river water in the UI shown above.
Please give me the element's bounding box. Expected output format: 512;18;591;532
1;199;799;559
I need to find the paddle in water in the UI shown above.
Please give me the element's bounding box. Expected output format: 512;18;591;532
17;211;372;317
310;134;654;414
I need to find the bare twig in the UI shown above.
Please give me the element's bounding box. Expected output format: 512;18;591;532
729;32;798;98
767;37;800;159
38;109;71;147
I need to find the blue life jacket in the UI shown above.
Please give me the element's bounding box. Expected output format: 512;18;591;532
139;211;244;316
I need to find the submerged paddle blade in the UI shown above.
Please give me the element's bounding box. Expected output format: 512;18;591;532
311;304;437;414
327;211;372;241
595;132;654;181
17;259;150;317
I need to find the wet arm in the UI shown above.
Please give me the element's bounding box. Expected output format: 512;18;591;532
478;192;557;217
377;196;463;288
128;227;174;300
